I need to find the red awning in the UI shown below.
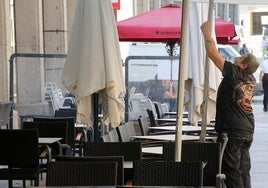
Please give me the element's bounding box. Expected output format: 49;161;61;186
117;4;237;44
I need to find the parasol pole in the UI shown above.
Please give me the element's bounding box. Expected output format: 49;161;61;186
175;0;189;162
200;0;215;142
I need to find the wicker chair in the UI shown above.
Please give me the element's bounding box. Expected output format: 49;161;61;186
33;116;76;155
146;109;176;127
117;122;137;142
22;121;69;179
55;155;124;185
133;160;204;186
0;129;39;187
99;133;112;142
53;108;87;156
84;141;142;161
84;141;142;184
138;116;175;136
162;141;221;186
46;161;117;186
109;128;120;142
22;121;69;156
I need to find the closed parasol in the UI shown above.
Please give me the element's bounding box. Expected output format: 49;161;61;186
62;0;126;130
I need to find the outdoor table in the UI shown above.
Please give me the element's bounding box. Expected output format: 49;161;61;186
32;186;215;188
142;146;163;155
155;117;187;122
131;134;214;142
149;125;214;132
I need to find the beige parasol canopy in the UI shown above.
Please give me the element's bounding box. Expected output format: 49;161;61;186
184;2;221;126
62;0;126;128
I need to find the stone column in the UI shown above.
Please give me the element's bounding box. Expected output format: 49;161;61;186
13;0;77;118
13;0;48;116
0;0;12;102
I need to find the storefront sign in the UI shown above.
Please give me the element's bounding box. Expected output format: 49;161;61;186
112;0;120;10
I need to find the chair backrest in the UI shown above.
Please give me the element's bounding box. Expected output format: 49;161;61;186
117;122;137;142
100;133;112;142
84;142;142;161
0;102;12;128
54;108;77;119
22;121;68;143
133;160;203;186
0;129;39;185
62;97;76;108
162;141;221;186
55;155;124;185
161;102;170;114
0;129;39;167
33;116;75;149
154;101;163;119
138;116;150;136
22;121;68;155
46;161;117;186
146;109;157;127
109;128;119;142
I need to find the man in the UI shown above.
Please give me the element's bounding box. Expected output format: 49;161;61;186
239;43;250;55
259;57;268;112
201;21;259;188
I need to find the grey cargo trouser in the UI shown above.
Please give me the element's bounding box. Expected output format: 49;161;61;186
218;131;253;188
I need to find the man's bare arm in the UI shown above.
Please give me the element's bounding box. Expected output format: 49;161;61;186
201;21;225;72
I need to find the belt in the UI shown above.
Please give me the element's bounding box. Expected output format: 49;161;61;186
222;129;253;137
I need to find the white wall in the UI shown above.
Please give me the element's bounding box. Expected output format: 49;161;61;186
117;1;134;63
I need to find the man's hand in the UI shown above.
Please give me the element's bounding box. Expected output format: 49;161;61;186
237;97;252;114
200;21;211;34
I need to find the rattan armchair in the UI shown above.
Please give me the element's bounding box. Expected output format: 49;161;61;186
84;141;142;184
0;129;39;187
84;141;142;161
33;116;76;155
133;160;204;186
55;155;124;185
46;161;117;186
162;141;221;186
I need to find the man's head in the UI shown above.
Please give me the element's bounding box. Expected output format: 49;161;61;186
234;53;259;75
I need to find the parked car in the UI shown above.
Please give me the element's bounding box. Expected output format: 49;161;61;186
217;44;241;63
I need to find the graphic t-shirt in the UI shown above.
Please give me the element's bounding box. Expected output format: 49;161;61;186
215;61;255;134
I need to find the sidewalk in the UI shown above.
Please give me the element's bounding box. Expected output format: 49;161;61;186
251;102;268;187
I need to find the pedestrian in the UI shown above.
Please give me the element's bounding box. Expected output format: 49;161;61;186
261;36;268;58
263;26;268;37
201;21;259;188
259;57;268;112
239;43;250;55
